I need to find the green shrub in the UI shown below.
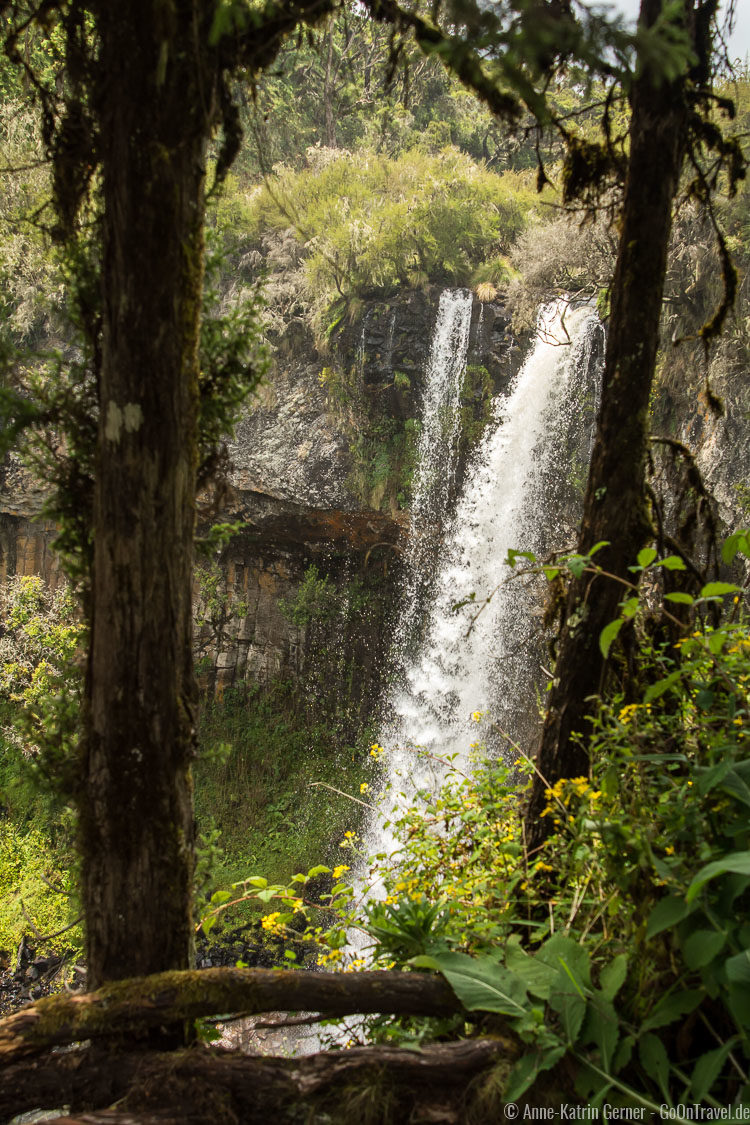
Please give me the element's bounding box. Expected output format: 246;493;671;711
0;821;82;957
193;682;370;908
246;148;537;329
226;537;750;1107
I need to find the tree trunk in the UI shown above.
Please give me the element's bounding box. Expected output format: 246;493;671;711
525;0;697;847
324;25;337;147
1;1038;516;1125
80;2;216;987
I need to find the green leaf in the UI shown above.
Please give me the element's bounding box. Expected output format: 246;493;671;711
646;895;691;939
600;618;624;659
657;555;687;570
505;938;561;999
505;548;536;569
537;936;591;1045
554;990;587;1045
644;669;683;703
566;555;587;579
622;596;640;619
699;581;741;599
536;935;593;989
209;0;251;45
725;950;750;985
722;530;750;565
209;889;232;906
695;761;733;796
719;770;750;810
664;591;695;605
613;1034;634;1074
637;547;658;568
728;983;750;1029
504;1043;567;1102
638;1032;670;1096
415;952;528;1015
691;1038;738;1102
692;679;715;706
599;954;628;1000
641;989;703;1032
687;852;750;903
681;929;726;970
584;996;619;1070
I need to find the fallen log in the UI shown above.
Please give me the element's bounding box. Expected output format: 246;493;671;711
1;1037;518;1124
0;967;466;1061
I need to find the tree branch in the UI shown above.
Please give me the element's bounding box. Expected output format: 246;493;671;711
0;967;472;1061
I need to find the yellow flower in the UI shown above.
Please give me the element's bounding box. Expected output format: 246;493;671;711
332;865;349;879
618;703;639;724
261;911;281;931
471;710;483;722
664;845;675;855
360;782;370;793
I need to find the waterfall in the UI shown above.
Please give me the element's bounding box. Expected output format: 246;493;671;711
369;298;603;858
393;288;474;659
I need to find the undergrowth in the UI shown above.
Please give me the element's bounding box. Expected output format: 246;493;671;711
206;533;750;1111
193;681;370;930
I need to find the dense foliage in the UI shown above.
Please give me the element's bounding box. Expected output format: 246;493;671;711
209;537;750;1108
1;0;750;1111
0;576;82;958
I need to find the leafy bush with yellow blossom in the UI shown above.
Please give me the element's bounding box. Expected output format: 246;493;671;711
202;534;750;1108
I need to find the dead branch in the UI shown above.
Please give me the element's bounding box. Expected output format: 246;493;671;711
0;967;469;1062
1;1037;518;1124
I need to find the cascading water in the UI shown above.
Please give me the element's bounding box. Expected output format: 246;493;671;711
368;297;603;859
393;288;474;658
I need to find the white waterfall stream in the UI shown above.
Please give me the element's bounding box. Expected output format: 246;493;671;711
367;295;603;861
391;288;474;660
220;293;602;1054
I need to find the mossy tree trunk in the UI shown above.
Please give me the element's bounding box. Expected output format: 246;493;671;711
0;0;335;993
525;0;709;846
79;1;218;988
69;0;335;989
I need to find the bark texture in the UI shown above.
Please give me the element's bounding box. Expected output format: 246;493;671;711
70;0;337;993
1;1037;515;1125
80;2;217;988
0;967;466;1061
525;0;702;845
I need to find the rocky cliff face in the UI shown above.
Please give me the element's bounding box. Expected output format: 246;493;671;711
0;456;60;587
3;280;746;716
653;333;750;562
195;286;522;703
0;286;521;716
